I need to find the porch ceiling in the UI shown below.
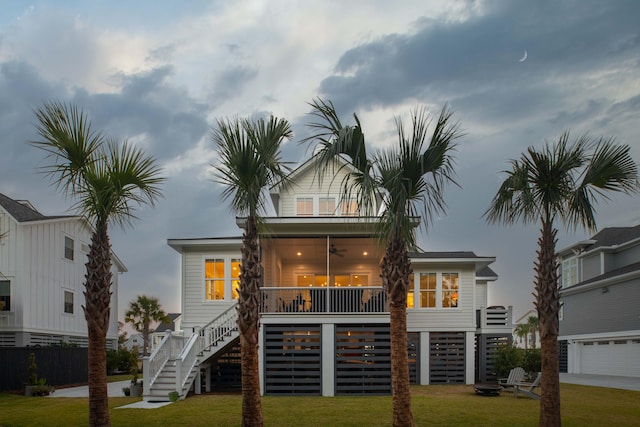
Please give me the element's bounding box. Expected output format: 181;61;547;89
265;236;384;264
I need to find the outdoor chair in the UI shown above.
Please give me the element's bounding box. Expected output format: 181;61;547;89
514;372;542;400
498;367;526;389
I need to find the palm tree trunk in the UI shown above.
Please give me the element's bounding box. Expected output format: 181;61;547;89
84;224;113;427
238;216;263;427
381;236;414;427
534;221;561;427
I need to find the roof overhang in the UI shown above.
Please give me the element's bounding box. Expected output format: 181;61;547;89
167;237;243;253
410;256;496;273
560;268;640;296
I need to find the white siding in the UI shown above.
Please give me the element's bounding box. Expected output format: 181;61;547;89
181;247;241;329
407;265;477;332
279;159;360;217
475;281;488;309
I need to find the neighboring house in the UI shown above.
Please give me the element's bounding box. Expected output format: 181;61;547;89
147;155;512;401
558;225;640;377
154;313;182;334
513;309;540;349
0;193;125;349
123;333;144;355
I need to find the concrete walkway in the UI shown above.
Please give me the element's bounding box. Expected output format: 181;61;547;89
560;373;640;391
47;380;172;409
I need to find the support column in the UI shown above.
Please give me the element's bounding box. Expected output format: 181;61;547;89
322;323;335;396
420;331;429;385
465;331;475;384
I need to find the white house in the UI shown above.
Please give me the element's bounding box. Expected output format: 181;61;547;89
558;225;640;377
0;193;125;349
513;309;540;349
145;155;512;401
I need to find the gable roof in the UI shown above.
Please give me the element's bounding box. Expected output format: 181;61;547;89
0;193;76;222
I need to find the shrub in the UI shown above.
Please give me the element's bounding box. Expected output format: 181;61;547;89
106;348;138;375
493;344;523;378
522;348;541;375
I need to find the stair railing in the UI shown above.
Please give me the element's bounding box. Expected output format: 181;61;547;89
175;332;201;394
199;303;238;353
144;330;172;392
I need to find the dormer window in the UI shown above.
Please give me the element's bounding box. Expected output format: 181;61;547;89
319;197;336;216
296;198;313;216
340;199;358;216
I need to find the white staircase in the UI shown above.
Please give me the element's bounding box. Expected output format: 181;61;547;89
143;304;239;402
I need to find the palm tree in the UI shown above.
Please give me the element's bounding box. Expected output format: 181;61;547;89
485;132;638;427
514;322;530;349
33;101;164;427
304;98;460;427
125;295;170;356
526;315;539;349
212;115;292;427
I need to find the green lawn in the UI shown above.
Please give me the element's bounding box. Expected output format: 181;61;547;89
1;384;638;426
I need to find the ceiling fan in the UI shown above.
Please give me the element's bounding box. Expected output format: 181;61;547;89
329;243;346;257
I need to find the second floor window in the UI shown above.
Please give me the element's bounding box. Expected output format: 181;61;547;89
340;199;358;216
296;198;313;216
442;273;459;308
319;197;336;215
419;273;436;308
562;257;578;288
64;236;74;261
64;290;74;314
0;280;9;311
205;259;225;300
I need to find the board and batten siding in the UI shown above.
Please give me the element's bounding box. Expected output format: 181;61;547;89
181;247;241;329
475;282;488;309
407;265;477;332
10;218;118;341
0;212;19;277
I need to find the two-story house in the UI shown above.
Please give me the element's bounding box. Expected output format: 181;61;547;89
558;225;640;377
145;155;512;401
0;193;125;349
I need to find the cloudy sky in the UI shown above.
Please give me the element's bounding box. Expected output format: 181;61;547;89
1;0;639;326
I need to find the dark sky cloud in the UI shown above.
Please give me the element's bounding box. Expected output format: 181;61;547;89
1;1;639;323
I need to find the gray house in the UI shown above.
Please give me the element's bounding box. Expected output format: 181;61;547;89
558;225;640;377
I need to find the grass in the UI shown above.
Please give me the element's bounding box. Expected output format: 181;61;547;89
0;384;638;426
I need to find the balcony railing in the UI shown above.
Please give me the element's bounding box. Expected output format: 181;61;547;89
476;306;513;330
260;286;388;314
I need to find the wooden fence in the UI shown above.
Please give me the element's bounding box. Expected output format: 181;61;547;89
0;347;88;391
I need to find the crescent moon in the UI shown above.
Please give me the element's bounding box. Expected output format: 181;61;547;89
519;50;528;62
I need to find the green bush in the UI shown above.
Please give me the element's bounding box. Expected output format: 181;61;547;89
493;344;523;378
522;348;541;375
106;348;138;375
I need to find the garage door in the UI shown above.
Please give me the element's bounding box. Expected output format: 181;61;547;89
579;339;640;377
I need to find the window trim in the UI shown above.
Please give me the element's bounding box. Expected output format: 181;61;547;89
0;279;10;312
203;255;242;302
561;257;578;288
63;289;74;315
410;271;460;309
64;235;75;261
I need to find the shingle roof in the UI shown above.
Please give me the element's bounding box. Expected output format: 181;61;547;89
154;313;181;333
477;266;498;279
585;225;640;250
0;193;75;222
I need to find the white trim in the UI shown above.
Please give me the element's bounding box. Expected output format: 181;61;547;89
559;330;640;342
561;269;640;296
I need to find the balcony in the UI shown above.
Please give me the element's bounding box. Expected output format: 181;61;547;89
260;286;387;314
476;306;513;332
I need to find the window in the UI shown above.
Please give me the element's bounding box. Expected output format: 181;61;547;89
0;280;9;311
407;274;414;308
205;259;225;300
296;198;313;216
442;273;459;308
319;197;336;216
64;291;74;314
64;236;74;261
562;257;577;288
419;273;436;308
231;259;241;299
340;199;358;216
